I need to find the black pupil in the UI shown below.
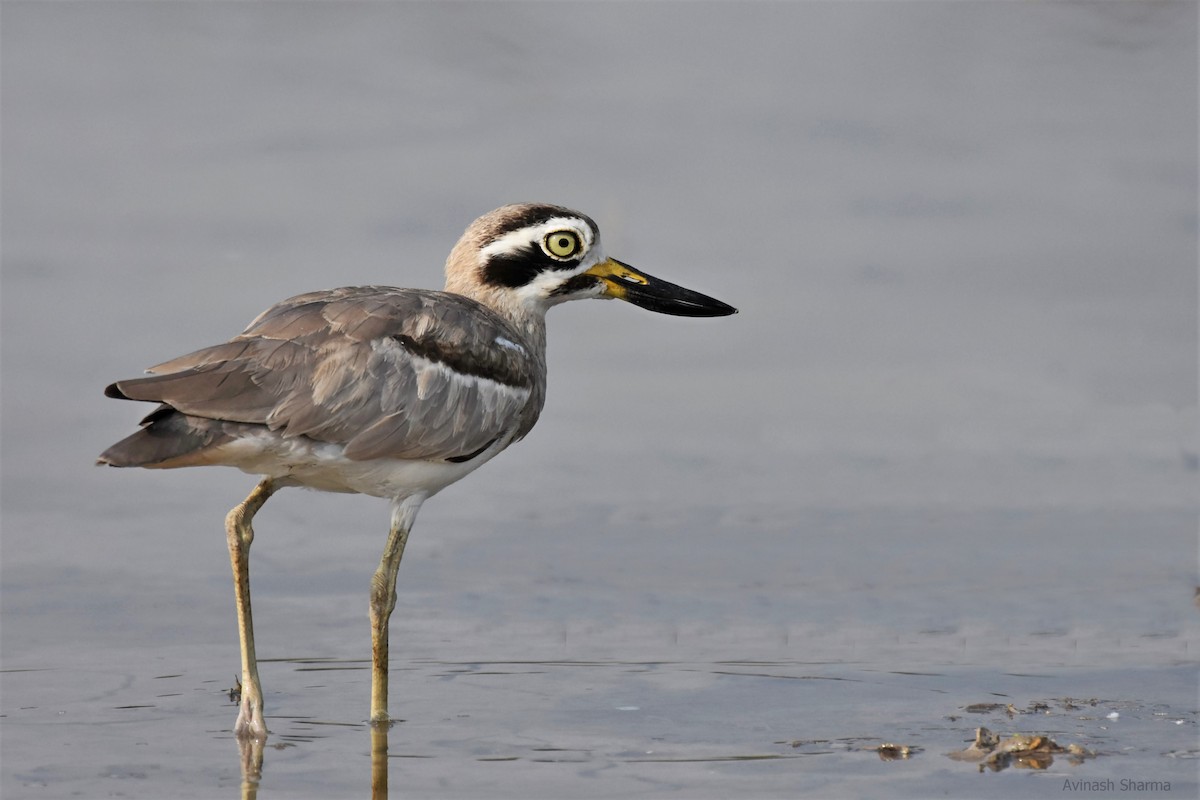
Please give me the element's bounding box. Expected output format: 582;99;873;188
557;237;571;250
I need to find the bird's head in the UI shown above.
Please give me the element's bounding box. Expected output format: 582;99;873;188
444;203;737;319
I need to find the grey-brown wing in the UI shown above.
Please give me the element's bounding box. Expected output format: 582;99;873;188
107;287;543;461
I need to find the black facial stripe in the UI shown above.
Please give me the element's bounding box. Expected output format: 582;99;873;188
550;273;601;297
483;248;542;288
482;243;580;288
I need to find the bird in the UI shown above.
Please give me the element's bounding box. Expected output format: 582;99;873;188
98;203;736;740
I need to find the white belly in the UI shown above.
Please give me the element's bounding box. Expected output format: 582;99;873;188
208;429;508;500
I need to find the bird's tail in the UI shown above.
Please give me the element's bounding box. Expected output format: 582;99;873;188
97;404;234;468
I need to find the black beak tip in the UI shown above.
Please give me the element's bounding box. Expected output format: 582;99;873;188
711;301;738;317
690;303;737;318
670;293;738;318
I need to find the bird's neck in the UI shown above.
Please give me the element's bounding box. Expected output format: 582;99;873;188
445;282;548;356
507;309;547;357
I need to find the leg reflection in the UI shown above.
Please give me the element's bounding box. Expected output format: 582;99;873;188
233;715;390;798
236;734;264;800
371;724;390;799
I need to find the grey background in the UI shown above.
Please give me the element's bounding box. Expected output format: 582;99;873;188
2;2;1197;798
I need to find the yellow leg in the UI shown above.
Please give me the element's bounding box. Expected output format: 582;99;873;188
225;477;277;740
368;495;424;725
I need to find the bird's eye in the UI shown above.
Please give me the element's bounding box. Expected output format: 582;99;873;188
543;230;581;259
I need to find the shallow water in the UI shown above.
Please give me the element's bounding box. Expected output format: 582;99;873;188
2;2;1197;798
3;654;1197;799
5;506;1197;798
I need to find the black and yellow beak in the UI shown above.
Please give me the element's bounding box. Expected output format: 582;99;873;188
584;258;737;317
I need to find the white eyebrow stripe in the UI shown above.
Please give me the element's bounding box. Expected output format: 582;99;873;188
479;217;595;259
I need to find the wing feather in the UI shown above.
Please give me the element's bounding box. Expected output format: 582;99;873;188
107;287;543;462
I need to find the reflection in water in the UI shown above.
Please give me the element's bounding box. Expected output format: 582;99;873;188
371;725;390;799
236;735;264;800
235;724;391;799
945;725;1097;772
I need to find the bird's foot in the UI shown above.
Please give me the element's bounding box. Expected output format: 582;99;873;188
234;695;268;740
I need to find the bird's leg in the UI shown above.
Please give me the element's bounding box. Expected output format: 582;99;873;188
225;477;278;740
368;523;409;725
369;495;424;726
